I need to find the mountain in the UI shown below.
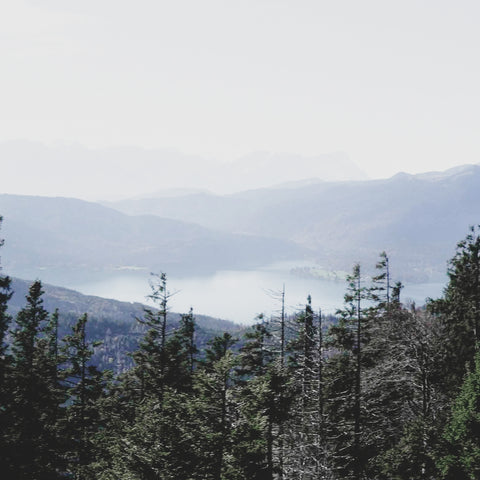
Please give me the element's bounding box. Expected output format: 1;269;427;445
0;194;307;281
0;140;220;201
214;151;368;191
2;164;478;285
107;165;480;281
0;140;366;199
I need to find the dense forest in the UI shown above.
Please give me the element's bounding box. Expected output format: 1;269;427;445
1;217;480;480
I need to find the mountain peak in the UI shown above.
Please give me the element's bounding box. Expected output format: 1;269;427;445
415;164;480;181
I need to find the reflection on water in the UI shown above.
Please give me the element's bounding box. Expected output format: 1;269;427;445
57;263;445;325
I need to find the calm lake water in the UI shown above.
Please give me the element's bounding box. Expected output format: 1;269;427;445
61;262;445;325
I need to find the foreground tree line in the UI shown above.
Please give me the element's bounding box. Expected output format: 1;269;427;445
1;221;480;479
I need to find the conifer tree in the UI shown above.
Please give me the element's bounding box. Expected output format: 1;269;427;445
33;309;68;477
0;217;13;473
370;251;391;310
439;350;480;479
100;306;200;480
234;321;273;479
282;297;329;478
62;313;106;480
179;307;197;375
0;216;12;379
429;225;480;395
267;285;290;478
131;272;173;402
347;264;366;480
162;308;198;392
234;318;291;479
9;281;59;479
195;332;238;479
323;264;372;479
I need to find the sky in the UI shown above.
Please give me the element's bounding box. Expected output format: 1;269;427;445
1;0;480;182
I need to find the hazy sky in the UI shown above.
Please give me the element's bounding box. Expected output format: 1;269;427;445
2;0;480;180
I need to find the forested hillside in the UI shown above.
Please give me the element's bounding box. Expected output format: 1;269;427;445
2;215;480;479
8;277;241;333
7;277;243;373
0;194;305;279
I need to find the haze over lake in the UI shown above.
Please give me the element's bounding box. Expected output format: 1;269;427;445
36;262;445;325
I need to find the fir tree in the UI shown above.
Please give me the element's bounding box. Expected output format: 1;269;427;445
196;332;238;479
131;272;173;402
9;281;58;479
439;350;480;479
235;319;291;479
429;226;480;394
0;216;13;475
62;313;107;480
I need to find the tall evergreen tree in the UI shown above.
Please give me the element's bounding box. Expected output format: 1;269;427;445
234;319;291;479
439;350;480;479
196;332;238;479
131;272;173;402
324;263;378;479
0;216;13;476
9;281;59;479
62;313;106;480
346;264;366;480
99;307;201;480
0;215;12;378
34;309;68;478
370;251;391;310
282;297;332;478
429;226;480;395
266;286;290;478
162;308;198;392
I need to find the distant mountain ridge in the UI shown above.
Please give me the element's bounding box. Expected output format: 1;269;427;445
2;164;479;286
0;193;307;280
107;164;480;282
0;140;366;200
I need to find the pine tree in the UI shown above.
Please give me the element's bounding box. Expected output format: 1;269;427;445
9;280;60;479
280;297;334;478
264;286;292;479
99;306;200;480
324;311;357;479
0;217;13;476
345;264;367;480
439;350;480;479
62;313;107;480
131;272;173;402
370;251;391;310
162;308;198;392
234;319;291;479
326;262;394;479
0;216;12;380
195;332;238;479
34;309;68;478
427;226;480;396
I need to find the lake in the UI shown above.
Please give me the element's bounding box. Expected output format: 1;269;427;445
59;262;445;325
